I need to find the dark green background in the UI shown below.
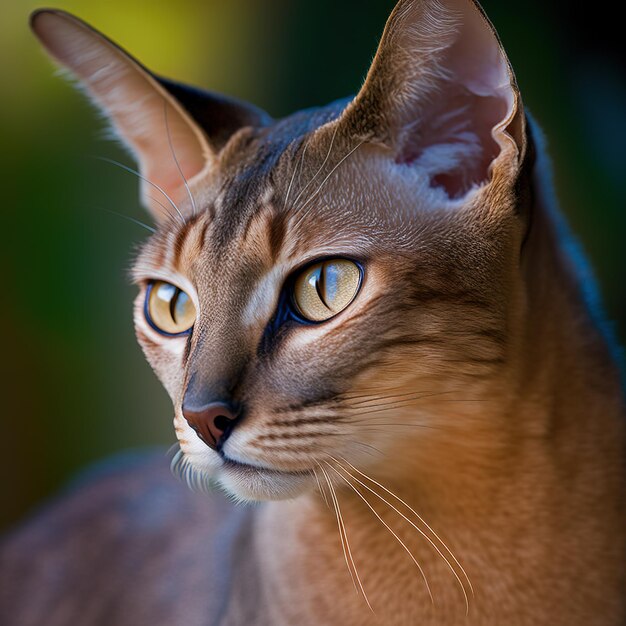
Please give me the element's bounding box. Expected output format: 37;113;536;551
2;0;624;530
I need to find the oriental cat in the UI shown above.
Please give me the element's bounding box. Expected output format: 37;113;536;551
1;1;624;624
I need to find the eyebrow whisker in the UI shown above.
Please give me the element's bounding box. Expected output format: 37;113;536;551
163;98;198;217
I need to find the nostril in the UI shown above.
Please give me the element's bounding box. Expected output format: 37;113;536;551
213;414;232;432
182;401;239;451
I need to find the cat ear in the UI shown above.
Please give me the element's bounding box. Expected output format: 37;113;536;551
30;10;270;222
341;0;525;199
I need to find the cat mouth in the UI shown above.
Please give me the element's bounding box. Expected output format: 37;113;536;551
217;455;312;501
221;456;308;477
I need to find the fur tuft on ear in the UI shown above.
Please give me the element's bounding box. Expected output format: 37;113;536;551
30;9;270;223
341;0;525;199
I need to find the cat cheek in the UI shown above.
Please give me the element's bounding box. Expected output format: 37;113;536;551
133;322;188;402
221;420;319;473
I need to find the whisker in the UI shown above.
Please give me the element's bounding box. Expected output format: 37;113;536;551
292;140;365;230
311;467;330;508
317;463;359;594
163;99;197;216
345;400;438;418
147;194;177;222
290;124;339;211
325;461;435;606
352;441;385;458
340;387;419;401
344;395;485;420
337;456;473;613
351;421;445;433
165;442;181;459
169;448;185;478
92;206;156;233
295;139;310;192
319;463;374;612
170;450;213;495
283;139;309;211
343;389;458;408
95;156;185;224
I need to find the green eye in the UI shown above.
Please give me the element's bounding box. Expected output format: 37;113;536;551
293;259;362;322
146;281;196;335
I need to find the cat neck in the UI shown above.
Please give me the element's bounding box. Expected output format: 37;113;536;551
247;383;625;624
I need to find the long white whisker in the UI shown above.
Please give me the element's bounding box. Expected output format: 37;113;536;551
146;194;177;223
165;442;181;458
333;456;471;615
92;206;156;233
339;456;474;598
290;124;339;211
318;463;358;593
312;467;330;508
292;140;364;230
283;139;308;211
169;448;186;482
96;156;184;225
169;451;213;495
163;99;197;217
325;461;434;606
319;463;374;612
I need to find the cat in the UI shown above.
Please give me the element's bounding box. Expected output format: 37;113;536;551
1;0;624;624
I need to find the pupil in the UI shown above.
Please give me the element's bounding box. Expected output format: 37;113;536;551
169;288;180;322
174;290;189;323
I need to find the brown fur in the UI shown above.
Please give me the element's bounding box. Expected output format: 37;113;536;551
2;1;624;624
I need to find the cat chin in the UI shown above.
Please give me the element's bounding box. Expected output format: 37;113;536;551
216;462;312;502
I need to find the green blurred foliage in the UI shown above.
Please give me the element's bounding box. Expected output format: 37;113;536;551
1;0;624;530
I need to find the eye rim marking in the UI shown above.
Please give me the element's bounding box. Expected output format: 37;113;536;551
290;257;364;325
144;280;195;337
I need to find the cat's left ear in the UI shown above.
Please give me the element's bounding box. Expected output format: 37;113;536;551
340;0;525;199
30;10;270;222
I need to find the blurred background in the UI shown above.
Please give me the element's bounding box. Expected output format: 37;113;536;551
1;0;624;531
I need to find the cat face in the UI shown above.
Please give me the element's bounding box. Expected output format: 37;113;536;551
32;0;529;501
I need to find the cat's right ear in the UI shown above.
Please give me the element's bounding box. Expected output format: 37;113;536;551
337;0;525;201
30;9;270;223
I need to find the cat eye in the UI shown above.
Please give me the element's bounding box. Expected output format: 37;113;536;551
293;259;362;322
145;281;196;336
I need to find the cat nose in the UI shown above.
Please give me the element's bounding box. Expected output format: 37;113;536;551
182;401;239;451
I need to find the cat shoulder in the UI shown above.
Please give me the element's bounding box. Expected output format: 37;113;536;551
0;451;252;626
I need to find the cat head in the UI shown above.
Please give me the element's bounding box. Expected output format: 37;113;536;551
32;0;530;501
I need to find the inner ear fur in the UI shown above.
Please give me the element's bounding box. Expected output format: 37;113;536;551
30;9;270;222
340;0;526;199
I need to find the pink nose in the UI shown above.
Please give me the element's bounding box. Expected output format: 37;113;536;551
182;402;239;450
